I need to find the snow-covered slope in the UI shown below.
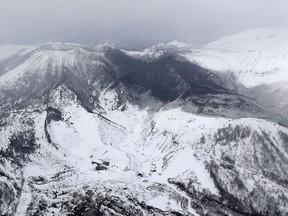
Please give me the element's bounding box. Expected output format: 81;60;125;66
206;28;288;52
181;28;288;114
1;34;288;215
184;28;288;87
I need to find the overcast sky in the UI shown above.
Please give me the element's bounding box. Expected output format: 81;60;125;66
0;0;288;46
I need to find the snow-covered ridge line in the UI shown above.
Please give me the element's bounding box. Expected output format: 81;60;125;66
205;28;288;52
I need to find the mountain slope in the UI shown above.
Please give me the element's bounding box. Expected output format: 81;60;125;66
181;28;288;114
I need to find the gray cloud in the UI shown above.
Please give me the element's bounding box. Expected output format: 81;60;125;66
0;0;288;46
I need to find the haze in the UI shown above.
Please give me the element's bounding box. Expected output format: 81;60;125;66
1;0;288;46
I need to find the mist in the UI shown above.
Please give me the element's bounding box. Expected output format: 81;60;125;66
1;0;288;46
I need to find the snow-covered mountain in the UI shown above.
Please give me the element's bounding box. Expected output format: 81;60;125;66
1;29;288;215
181;28;288;115
124;29;288;115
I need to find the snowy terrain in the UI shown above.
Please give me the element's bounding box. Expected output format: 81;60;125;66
181;28;288;114
1;28;288;215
